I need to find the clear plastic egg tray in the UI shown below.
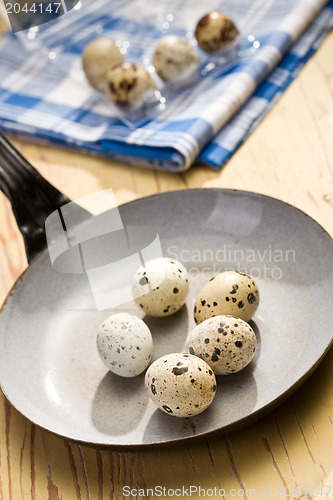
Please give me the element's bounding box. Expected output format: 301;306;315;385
2;0;264;128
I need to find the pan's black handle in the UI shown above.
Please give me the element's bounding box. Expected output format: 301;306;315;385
0;132;88;262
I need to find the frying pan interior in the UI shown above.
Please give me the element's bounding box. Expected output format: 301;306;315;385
0;134;332;447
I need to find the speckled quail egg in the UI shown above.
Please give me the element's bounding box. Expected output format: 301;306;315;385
185;315;257;375
106;62;156;107
145;352;217;417
132;258;189;317
195;11;239;53
96;312;153;377
153;35;200;82
82;37;124;89
194;270;259;324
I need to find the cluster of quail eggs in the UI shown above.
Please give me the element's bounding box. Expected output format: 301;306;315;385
82;37;155;107
96;256;260;419
82;10;238;108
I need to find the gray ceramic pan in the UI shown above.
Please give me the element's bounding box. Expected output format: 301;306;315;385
0;134;332;448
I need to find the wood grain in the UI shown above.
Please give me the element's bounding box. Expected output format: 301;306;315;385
0;29;332;500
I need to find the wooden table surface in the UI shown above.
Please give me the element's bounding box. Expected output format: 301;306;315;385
0;28;332;500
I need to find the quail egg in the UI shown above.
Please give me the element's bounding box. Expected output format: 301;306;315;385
106;62;156;107
96;312;153;377
145;352;217;417
82;37;124;89
194;270;259;324
195;11;239;53
153;35;200;82
185;315;257;375
132;258;189;317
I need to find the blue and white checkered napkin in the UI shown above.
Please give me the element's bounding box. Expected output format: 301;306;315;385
0;0;332;172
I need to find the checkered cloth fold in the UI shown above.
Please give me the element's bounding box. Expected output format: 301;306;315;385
0;0;332;171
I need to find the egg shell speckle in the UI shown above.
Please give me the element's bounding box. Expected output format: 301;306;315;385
195;11;239;53
153;35;200;82
96;312;153;377
132;258;189;317
194;270;259;324
185;315;257;375
106;61;156;107
82;37;124;89
145;353;217;417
